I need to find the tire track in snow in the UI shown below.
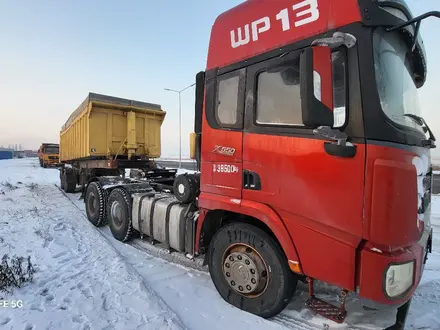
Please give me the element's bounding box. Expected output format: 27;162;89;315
5;175;181;329
273;314;326;330
57;184;322;330
55;184;189;330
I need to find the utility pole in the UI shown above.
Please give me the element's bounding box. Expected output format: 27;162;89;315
164;83;196;168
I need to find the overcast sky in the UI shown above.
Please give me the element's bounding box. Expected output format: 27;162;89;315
0;0;438;158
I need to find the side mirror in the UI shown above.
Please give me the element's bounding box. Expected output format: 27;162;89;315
300;46;334;128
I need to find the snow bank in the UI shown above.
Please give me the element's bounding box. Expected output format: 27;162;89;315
0;159;184;330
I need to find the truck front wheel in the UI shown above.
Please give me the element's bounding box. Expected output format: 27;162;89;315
208;222;297;318
106;188;133;242
85;182;107;227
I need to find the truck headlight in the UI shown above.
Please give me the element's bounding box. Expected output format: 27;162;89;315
384;261;414;298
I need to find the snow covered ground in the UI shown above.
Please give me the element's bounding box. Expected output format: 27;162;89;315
0;158;439;330
157;158;195;163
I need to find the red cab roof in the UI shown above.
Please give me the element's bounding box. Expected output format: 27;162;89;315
207;0;361;70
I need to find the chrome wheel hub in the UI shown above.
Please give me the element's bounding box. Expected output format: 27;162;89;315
223;252;259;294
222;243;270;296
110;201;123;226
88;192;98;214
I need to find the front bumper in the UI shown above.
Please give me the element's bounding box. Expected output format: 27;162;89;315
357;223;432;305
45;158;60;165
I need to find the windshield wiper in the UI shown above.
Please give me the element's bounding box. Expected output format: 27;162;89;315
404;114;436;148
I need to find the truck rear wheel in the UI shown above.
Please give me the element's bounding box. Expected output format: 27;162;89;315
63;171;76;193
60;170;65;190
208;222;297;318
106;188;133;242
85;182;107;227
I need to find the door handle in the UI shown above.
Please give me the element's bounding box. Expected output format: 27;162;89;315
324;142;357;158
243;170;261;190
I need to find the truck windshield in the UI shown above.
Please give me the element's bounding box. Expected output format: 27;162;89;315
44;147;59;154
373;28;424;134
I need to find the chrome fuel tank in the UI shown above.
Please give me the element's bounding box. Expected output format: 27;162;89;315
132;193;191;253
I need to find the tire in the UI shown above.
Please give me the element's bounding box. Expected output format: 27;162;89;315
43;163;47;168
64;171;76;193
60;170;65;190
208;222;297;318
173;174;198;203
85;182;107;227
106;188;133;242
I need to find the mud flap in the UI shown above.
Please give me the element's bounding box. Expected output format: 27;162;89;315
384;299;412;330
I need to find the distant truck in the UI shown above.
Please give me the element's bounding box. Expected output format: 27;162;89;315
38;143;60;167
58;93;176;193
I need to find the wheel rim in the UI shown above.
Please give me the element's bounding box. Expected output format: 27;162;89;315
88;191;98;216
222;243;269;297
110;200;124;228
178;183;185;195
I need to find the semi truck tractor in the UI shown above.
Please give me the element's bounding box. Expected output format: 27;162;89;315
60;0;439;328
38;143;60;167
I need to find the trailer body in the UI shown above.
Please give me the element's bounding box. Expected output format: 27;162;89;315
58;93;175;194
60;93;165;162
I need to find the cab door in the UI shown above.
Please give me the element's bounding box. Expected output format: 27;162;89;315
200;68;246;199
241;46;366;288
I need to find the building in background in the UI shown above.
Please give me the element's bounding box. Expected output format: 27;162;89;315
0;148;13;160
21;150;38;158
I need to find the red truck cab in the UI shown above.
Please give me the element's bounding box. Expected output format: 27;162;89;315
192;0;436;323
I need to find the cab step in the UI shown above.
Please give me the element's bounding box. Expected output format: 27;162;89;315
305;278;348;324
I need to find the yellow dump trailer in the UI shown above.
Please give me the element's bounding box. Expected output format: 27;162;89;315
60;93;166;162
59;93;176;194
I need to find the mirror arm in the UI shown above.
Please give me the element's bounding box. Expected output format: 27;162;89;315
311;32;357;49
421;118;436;142
386;11;440;50
313;126;349;147
412;20;422;51
386;11;440;33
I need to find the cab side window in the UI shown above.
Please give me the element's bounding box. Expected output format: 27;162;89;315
215;69;245;129
253;50;348;129
256;57;303;126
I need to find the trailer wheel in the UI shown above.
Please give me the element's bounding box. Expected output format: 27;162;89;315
64;171;76;193
60;170;65;190
85;182;107;227
107;188;133;242
208;222;297;318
